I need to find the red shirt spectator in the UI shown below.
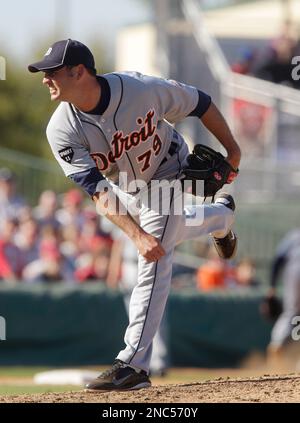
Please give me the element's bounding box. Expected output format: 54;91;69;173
0;219;21;281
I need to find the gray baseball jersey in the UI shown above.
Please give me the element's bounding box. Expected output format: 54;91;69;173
46;71;234;372
46;72;208;193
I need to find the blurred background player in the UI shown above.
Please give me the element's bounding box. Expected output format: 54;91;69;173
265;229;300;369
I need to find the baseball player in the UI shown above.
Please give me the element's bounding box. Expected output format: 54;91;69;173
266;229;300;363
28;39;241;391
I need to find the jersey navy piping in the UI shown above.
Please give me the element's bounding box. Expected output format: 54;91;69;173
127;157;181;366
112;74;138;191
69;103;108;152
175;136;182;176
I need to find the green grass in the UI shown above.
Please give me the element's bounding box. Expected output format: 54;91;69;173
0;367;53;378
0;366;101;396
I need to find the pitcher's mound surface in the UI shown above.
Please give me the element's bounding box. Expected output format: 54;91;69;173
2;374;300;403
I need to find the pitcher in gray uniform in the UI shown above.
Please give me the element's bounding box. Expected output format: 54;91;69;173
28;39;241;392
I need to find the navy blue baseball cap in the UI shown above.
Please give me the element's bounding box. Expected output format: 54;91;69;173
28;39;96;73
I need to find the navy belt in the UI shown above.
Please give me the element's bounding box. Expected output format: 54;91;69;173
160;141;178;167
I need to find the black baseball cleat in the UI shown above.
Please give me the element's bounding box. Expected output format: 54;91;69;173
214;193;235;212
85;360;151;392
212;194;237;260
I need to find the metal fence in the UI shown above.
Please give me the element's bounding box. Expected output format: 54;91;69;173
179;0;300;202
0;146;70;204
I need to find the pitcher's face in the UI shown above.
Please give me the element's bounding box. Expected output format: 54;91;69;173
42;66;76;101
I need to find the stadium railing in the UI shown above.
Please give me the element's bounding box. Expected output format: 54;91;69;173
182;0;300;202
0;146;70;204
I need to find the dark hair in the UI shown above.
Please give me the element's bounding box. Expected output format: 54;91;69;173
86;67;97;76
66;65;96;77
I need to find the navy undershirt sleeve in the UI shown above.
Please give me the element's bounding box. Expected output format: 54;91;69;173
188;90;212;118
69;167;105;197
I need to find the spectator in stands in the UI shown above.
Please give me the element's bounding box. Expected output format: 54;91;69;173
231;47;257;75
59;223;80;261
76;208;114;282
56;189;85;230
196;245;235;291
15;218;39;271
235;258;260;288
17;206;34;224
79;208;112;253
33;190;60;230
0;168;27;228
23;239;75;283
75;236;112;282
0;218;21;282
255;20;299;88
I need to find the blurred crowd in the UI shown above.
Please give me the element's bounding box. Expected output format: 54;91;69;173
195;246;259;291
0;167;260;290
0;168;115;284
231;20;300;89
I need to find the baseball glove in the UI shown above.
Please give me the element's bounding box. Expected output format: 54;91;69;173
182;144;239;198
260;295;283;322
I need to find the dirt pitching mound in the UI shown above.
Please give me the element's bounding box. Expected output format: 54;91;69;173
2;374;300;403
